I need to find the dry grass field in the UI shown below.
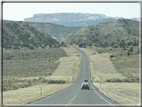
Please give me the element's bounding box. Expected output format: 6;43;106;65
3;48;66;91
93;82;139;105
3;47;81;104
94;46;139;81
3;47;66;77
80;47;140;105
81;48;125;82
3;83;72;106
46;47;81;82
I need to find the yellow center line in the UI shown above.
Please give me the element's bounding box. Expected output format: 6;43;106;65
65;55;87;107
65;95;76;107
84;57;85;74
65;88;81;107
65;57;85;107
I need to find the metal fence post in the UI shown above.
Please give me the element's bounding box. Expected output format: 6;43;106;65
61;80;62;89
40;87;42;96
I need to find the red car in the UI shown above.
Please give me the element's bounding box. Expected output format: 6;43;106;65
81;82;89;90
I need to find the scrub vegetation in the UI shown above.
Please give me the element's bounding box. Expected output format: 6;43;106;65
3;47;66;91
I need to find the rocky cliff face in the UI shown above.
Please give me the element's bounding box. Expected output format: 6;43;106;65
24;13;140;27
24;13;133;27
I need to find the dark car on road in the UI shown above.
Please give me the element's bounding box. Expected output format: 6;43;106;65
83;79;89;83
81;82;89;90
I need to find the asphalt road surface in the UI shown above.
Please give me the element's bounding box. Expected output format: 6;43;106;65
24;47;123;107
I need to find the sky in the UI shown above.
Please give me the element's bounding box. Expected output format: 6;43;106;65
3;2;140;21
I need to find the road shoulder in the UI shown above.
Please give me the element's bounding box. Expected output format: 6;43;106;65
80;47;140;105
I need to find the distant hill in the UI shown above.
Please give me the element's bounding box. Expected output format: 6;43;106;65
3;21;58;49
24;13;140;27
65;19;139;48
24;22;81;43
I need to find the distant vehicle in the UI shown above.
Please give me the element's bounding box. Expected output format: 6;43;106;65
81;82;89;90
83;79;89;83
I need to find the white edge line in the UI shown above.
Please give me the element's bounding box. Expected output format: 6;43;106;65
24;82;74;105
91;83;115;106
26;47;82;105
79;47;115;106
25;47;117;106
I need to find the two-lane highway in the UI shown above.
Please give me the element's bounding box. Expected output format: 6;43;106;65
24;47;122;106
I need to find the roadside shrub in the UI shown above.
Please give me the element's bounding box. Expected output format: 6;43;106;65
83;45;86;48
28;81;32;86
88;43;92;46
38;76;43;80
129;47;133;51
78;44;83;47
110;55;114;58
122;47;127;50
106;78;123;82
24;84;28;87
105;78;138;83
115;79;123;82
12;85;19;90
123;79;129;82
42;79;48;83
48;73;51;75
48;80;65;84
137;49;139;54
29;45;34;50
127;51;131;56
20;85;25;88
111;78;116;82
6;55;14;60
3;87;7;91
135;77;139;82
106;79;111;82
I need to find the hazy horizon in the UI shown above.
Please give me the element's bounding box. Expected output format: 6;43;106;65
3;3;140;21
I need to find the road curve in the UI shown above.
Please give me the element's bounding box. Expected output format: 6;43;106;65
23;47;123;107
